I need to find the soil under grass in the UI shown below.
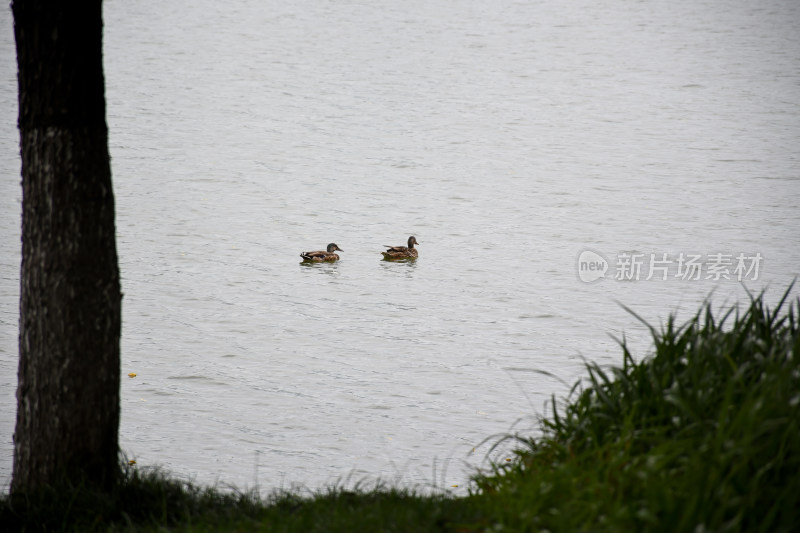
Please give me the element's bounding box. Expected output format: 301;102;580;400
2;286;798;532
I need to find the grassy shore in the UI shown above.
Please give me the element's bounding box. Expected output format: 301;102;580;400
2;287;798;532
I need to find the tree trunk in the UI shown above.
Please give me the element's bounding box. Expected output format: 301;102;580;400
12;0;122;492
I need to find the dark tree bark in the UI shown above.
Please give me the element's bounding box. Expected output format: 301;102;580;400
11;0;122;492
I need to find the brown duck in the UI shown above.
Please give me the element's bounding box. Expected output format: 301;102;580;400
301;243;343;262
381;236;419;259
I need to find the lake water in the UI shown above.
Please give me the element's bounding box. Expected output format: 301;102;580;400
1;0;799;493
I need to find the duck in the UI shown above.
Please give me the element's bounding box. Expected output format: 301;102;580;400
300;243;343;262
381;236;419;259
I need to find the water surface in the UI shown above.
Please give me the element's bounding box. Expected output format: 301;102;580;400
1;0;798;492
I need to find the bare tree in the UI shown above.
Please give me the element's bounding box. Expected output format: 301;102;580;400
11;0;122;492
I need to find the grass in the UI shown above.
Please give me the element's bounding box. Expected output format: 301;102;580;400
471;285;800;532
2;286;798;532
0;470;473;532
